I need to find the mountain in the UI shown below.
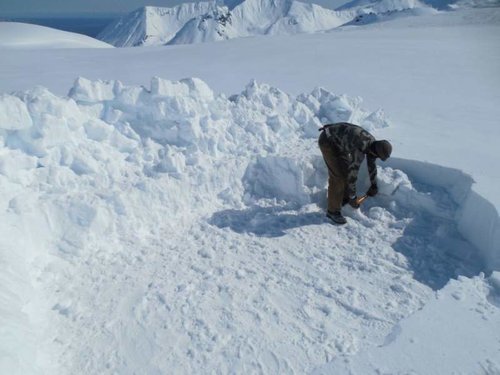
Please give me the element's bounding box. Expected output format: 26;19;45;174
167;0;352;45
339;0;500;11
337;0;430;12
96;0;498;47
230;0;352;37
97;2;220;47
167;6;239;44
97;0;355;47
337;0;437;25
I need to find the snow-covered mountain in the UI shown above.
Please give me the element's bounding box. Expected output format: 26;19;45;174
98;2;220;46
98;0;354;46
231;0;352;37
168;7;238;44
338;0;429;12
339;0;438;25
98;0;498;47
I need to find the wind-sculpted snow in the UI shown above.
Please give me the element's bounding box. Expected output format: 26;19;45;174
0;77;496;374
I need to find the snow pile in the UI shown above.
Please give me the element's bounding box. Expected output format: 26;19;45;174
0;77;498;373
0;77;389;372
0;22;113;49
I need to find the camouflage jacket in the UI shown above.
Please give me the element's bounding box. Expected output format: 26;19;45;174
322;122;377;197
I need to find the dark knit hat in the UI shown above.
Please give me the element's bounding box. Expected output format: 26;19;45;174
372;140;392;161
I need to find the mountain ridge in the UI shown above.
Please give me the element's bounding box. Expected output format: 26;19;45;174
97;0;491;46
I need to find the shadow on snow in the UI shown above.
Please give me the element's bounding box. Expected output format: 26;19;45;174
209;185;483;292
209;205;326;238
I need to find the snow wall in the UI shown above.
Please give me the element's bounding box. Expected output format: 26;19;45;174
385;158;500;271
0;76;498;372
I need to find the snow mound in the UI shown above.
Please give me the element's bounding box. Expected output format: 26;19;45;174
0;77;498;374
0;22;113;49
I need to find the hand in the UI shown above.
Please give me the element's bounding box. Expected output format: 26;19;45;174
349;196;361;209
367;184;378;197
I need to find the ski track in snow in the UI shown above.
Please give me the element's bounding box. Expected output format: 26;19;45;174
0;77;489;374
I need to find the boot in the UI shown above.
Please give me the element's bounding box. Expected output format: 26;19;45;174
326;210;347;225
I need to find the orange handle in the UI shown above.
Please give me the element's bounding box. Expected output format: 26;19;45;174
355;195;368;205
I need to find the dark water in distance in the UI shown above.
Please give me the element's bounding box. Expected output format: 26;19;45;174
1;17;117;37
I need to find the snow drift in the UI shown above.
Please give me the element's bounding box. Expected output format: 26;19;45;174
0;22;113;49
0;77;497;373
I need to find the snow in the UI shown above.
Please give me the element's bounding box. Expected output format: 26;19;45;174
315;273;500;374
95;0;490;48
0;5;499;375
0;22;112;49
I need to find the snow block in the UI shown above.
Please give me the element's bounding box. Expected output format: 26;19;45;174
0;150;37;177
243;156;311;205
69;77;118;102
151;77;214;101
0;95;33;130
298;87;390;131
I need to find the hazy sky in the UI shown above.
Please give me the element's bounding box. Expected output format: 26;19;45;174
0;0;341;17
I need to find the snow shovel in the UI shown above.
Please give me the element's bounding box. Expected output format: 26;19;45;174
355;194;368;206
355;182;402;206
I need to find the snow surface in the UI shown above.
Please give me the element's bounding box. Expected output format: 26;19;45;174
0;22;113;49
0;75;492;374
315;272;500;374
0;6;499;375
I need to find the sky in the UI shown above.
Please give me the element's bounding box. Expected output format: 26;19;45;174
0;0;341;17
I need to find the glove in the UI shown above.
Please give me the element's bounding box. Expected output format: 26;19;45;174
348;196;361;209
367;184;378;197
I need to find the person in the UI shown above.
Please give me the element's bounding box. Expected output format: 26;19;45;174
318;122;392;224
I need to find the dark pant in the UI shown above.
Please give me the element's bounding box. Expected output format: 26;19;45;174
318;131;349;212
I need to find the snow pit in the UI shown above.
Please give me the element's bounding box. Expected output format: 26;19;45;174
0;77;498;374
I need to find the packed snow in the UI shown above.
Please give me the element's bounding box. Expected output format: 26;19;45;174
0;75;496;374
316;272;500;374
0;4;499;375
0;22;113;49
